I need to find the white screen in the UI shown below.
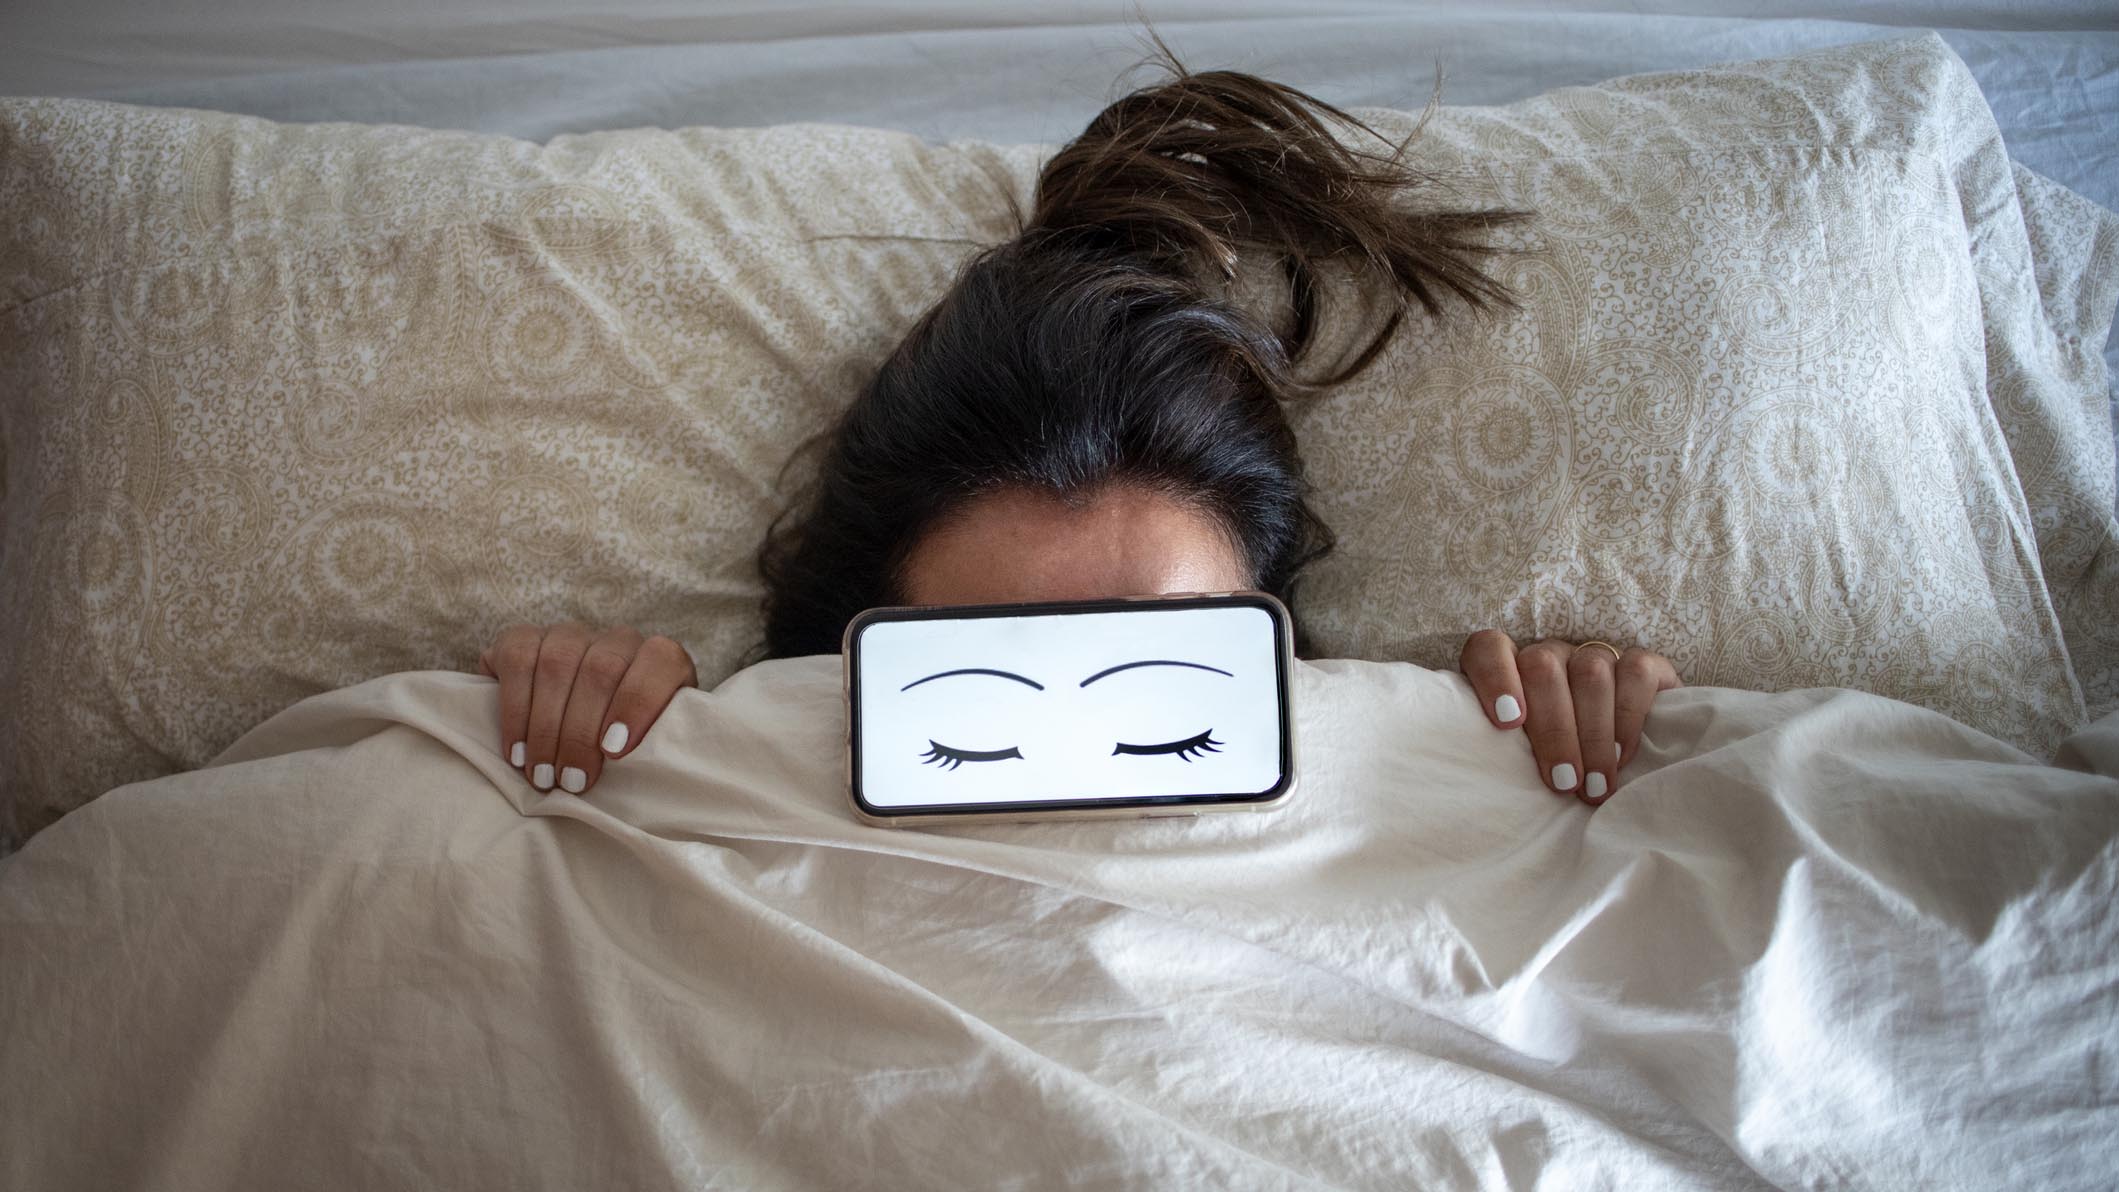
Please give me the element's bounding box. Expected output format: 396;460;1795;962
853;603;1287;810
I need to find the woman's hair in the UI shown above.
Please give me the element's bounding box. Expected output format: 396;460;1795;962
755;30;1527;660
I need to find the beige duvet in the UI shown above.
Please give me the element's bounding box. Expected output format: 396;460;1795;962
4;659;2117;1188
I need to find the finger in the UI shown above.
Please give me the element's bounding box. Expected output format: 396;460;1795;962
1613;649;1683;771
598;635;699;761
1568;645;1619;806
1517;639;1583;796
1458;629;1527;727
523;622;594;792
554;625;644;796
487;624;546;774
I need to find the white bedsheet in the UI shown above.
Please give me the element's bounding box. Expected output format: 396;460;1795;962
4;658;2115;1188
3;2;2112;204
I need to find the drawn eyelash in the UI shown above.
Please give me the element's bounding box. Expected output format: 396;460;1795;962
919;741;1025;771
1111;730;1222;762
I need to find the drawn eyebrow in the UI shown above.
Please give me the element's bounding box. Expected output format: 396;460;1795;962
900;668;1046;692
1078;659;1235;688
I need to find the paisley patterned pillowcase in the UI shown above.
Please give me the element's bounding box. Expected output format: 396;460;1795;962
1;34;2114;847
1285;36;2119;757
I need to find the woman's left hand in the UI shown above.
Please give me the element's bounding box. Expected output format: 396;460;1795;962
1458;631;1682;806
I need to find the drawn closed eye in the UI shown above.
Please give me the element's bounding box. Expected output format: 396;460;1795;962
1111;730;1222;761
919;741;1024;771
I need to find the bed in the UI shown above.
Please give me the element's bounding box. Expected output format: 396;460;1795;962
3;3;2118;1187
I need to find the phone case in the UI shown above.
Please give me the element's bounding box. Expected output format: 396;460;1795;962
841;591;1298;828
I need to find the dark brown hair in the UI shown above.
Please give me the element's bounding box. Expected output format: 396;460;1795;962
755;29;1527;659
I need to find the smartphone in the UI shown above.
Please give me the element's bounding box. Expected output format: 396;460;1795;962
842;591;1296;827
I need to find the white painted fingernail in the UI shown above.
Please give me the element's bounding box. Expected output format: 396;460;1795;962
532;763;554;790
560;766;587;794
510;741;525;768
1552;763;1578;791
1585;771;1608;800
1494;694;1521;723
602;722;629;754
1615;740;1625;767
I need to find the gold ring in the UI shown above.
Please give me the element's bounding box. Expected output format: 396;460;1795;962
1578;640;1623;664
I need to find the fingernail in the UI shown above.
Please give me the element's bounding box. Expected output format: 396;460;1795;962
1615;740;1625;767
602;722;629;754
510;741;525;768
1551;763;1578;792
532;763;554;790
1494;694;1521;723
1585;771;1608;800
560;766;587;794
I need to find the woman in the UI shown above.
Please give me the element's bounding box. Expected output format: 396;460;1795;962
478;36;1681;807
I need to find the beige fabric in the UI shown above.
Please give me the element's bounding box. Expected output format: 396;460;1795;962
2;34;2117;849
4;658;2116;1186
2012;163;2119;719
1284;39;2119;752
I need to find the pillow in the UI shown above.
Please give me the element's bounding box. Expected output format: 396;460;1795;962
1282;33;2119;749
2008;162;2119;720
2;33;2115;849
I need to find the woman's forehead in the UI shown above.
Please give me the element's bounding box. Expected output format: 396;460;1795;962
897;485;1248;606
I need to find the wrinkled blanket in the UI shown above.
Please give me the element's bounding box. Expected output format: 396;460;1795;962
5;657;2116;1189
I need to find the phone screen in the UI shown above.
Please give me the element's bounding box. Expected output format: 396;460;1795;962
845;593;1293;819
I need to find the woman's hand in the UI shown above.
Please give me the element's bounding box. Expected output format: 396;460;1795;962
1458;630;1682;806
477;622;698;795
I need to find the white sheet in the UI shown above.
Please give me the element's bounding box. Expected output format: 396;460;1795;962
3;2;2112;204
5;658;2115;1188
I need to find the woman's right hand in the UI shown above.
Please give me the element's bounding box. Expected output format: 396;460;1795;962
477;622;698;796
